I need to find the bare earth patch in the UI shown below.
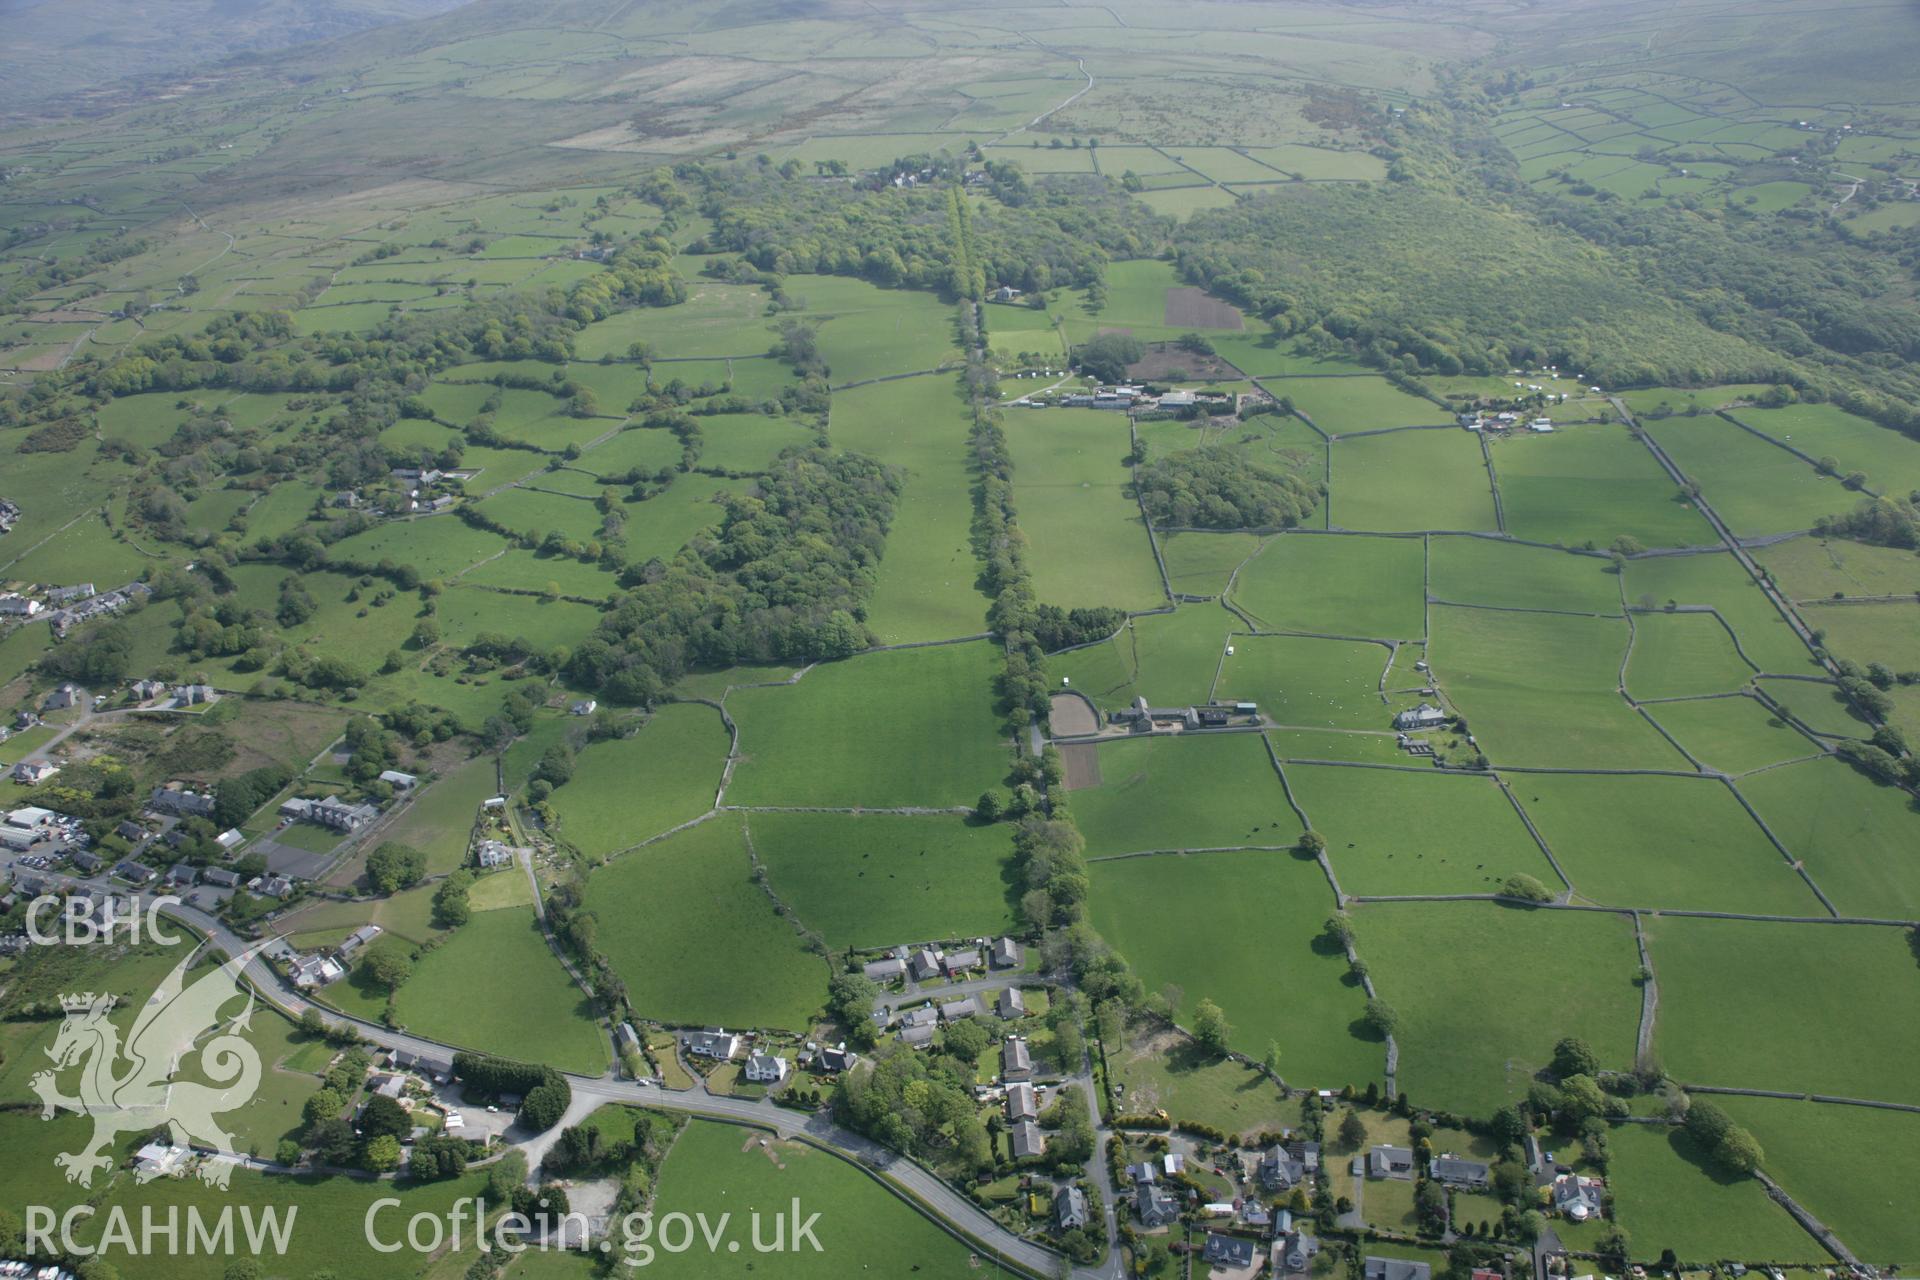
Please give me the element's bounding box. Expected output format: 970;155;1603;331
1049;691;1100;736
1061;744;1101;790
1163;286;1245;331
1126;340;1240;382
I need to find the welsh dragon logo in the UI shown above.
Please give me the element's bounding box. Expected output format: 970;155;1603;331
31;941;270;1189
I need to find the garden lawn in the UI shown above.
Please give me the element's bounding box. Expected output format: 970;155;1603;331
1230;533;1427;639
723;642;1005;808
584;815;825;1030
1429;605;1687;769
1053;601;1236;713
1712;1095;1920;1266
1737;756;1920;918
1073;731;1300;854
1625;610;1755;700
1645;416;1851;537
1427;536;1623;615
638;1118;985;1278
749;811;1015;948
383;906;607;1073
1214;634;1397;729
1604;1121;1816;1264
1286;764;1557;897
1626;552;1817;673
830;376;988;643
1330;430;1498;533
1492;425;1714;548
1089;849;1378;1088
1512;773;1819;914
1647;695;1823;776
1007;407;1167;610
1649;915;1920;1105
1352;901;1644;1117
548;703;728;857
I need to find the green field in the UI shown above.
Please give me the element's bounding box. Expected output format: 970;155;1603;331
1625;610;1756;700
548;703;728;857
1287;763;1557;897
384;906;609;1073
1073;731;1299;854
1756;676;1872;737
1331;430;1499;533
1755;535;1920;600
1733;403;1920;498
1625;553;1819;674
1492;424;1715;548
1352;901;1644;1116
724;642;1006;808
1278;377;1447;432
1229;533;1428;639
829;376;990;643
1053;600;1235;712
1089;848;1378;1088
1737;756;1920;918
376;753;495;874
1799;600;1920;673
791;273;962;385
1712;1095;1920;1266
585;815;827;1030
1430;605;1687;768
1604;1121;1816;1263
1007;407;1168;610
1646;416;1853;537
1650;916;1920;1104
1427;536;1623;614
750;810;1016;947
1214;634;1398;729
1158;529;1264;596
1513;773;1819;914
1646;694;1823;776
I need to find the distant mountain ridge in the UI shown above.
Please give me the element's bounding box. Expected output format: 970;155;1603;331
0;0;473;116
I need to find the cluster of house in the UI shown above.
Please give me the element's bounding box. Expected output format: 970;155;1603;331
863;935;1024;986
1459;411;1558;434
1367;1141;1490;1189
389;467;464;514
279;794;380;832
1392;702;1449;732
680;1026;857;1085
1107;696;1260;734
0;581;153;636
281;925;382;988
1520;1134;1607;1222
1013;384;1226;413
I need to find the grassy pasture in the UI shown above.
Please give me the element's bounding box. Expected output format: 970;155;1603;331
1427;536;1622;615
723;641;1006;808
460;548;619;598
585;815;825;1031
1266;728;1413;764
1650;915;1920;1105
787;274;961;384
1646;415;1851;537
1088;848;1378;1088
1755;677;1871;737
1284;378;1447;432
1626;610;1755;700
1136;186;1240;219
573;282;771;360
1647;694;1822;776
1331;429;1499;532
1352;901;1643;1116
1105;1031;1293;1136
1007;407;1167;610
1755;535;1920;600
1798;600;1920;673
326;516;505;579
1158;529;1263;596
1492;425;1714;548
1214;634;1396;730
1073;731;1299;855
1230;533;1427;640
749;810;1015;948
1288;764;1556;897
1738;756;1920;918
1711;1096;1920;1266
1054;601;1235;712
1733;403;1920;498
389;906;609;1074
1625;553;1819;674
640;1118;984;1278
830;376;986;643
1514;773;1819;914
1603;1121;1816;1263
377;752;493;875
548;703;728;858
1430;605;1686;769
693;410;814;472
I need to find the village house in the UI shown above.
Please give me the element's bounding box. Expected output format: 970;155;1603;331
291;953;345;988
1367;1260;1433;1280
944;947;982;974
862;952;907;982
570;699;597;716
939;995;982;1021
1054;1186;1090;1232
280;795;379;832
991;936;1023;968
898;1022;936;1048
900;1005;939;1030
0;593;42;617
113;861;156;885
615;1023;642;1056
1204;1234;1257;1270
1367;1145;1416;1180
1551;1172;1605;1222
1134;1181;1181;1229
202;867;241;889
1430;1154;1491;1189
908;946;944;982
1259;1143;1309;1191
1005;1082;1038;1122
11;761;58;784
378;770;419;790
1392;703;1448;731
44;683;82;710
1010;1120;1045;1160
684;1028;742;1060
816;1043;857;1073
1002;1037;1032;1081
1273;1226;1321;1276
476;839;516;869
997;987;1025;1019
174;684;217;707
744;1053;789;1084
